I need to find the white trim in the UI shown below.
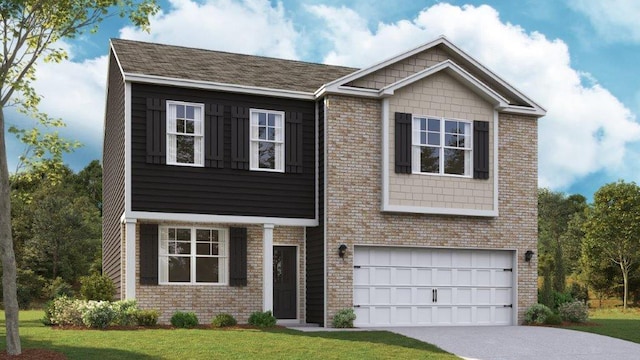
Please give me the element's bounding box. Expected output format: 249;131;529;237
124;218;137;300
381;99;390;212
109;41;126;80
249;108;285;173
320;36;545;115
124;82;132;214
381;60;509;107
322;99;328;328
272;243;300;321
383;204;498;217
127;211;317;227
493;110;500;216
124;73;315;100
165;100;206;167
512;250;519;325
263;224;275;312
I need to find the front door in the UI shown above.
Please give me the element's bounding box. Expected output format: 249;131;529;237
273;246;297;319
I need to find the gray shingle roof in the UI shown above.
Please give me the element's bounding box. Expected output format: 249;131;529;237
111;38;358;93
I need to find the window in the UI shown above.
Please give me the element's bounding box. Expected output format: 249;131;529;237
159;226;227;284
250;109;284;172
413;116;472;176
167;101;204;166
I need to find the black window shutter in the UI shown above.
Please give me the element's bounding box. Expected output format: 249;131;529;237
205;104;225;168
231;106;249;170
139;224;159;285
229;227;247;286
473;120;490;179
395;112;412;174
146;98;166;164
285;111;303;173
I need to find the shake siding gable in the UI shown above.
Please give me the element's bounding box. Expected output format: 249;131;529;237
130;83;316;219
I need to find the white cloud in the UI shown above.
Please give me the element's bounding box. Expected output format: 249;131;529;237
569;0;640;43
307;3;640;189
120;0;300;59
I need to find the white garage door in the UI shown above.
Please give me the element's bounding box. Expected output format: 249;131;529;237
353;246;514;326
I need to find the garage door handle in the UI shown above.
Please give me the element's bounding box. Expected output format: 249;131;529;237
432;289;438;303
435;289;438;303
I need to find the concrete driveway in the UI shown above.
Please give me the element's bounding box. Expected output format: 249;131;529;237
376;326;640;360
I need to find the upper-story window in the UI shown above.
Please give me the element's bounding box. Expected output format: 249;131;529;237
250;109;284;172
413;116;472;176
166;101;204;166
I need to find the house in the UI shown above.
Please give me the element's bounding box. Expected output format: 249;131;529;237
103;36;544;327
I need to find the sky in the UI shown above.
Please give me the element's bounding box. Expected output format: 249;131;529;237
5;0;640;200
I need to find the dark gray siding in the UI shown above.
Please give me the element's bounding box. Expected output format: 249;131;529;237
130;84;316;219
102;51;125;298
305;99;325;325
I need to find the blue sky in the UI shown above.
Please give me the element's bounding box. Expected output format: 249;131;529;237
6;0;640;200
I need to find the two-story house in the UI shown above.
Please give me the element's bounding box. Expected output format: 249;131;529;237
103;36;544;327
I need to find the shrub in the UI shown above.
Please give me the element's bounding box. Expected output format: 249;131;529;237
211;313;237;328
81;301;116;329
111;300;139;326
559;300;588;323
17;269;46;309
46;277;74;300
332;308;356;328
47;296;84;326
569;283;589;304
41;300;54;326
544;313;562;325
248;310;276;328
553;291;573;310
171;311;199;328
135;309;160;326
524;303;553;325
80;274;115;301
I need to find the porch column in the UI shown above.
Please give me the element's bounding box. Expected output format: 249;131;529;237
263;224;274;311
124;218;137;300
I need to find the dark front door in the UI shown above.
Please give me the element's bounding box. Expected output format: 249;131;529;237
273;246;297;319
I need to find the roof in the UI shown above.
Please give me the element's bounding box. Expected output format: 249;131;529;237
110;38;357;94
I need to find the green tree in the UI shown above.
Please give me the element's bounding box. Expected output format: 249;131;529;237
582;181;640;309
538;189;587;298
0;1;157;354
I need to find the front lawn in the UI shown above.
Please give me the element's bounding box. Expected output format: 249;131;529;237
565;308;640;344
1;311;459;359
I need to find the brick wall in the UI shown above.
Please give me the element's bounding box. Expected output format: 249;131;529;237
134;222;305;324
324;94;538;325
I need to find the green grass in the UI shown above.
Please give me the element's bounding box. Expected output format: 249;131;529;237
565;308;640;344
0;311;460;359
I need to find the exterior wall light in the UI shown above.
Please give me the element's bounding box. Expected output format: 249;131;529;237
338;244;348;258
525;250;534;262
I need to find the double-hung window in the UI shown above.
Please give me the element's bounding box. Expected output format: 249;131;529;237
159;227;227;284
250;109;284;172
166;101;204;166
413;116;472;176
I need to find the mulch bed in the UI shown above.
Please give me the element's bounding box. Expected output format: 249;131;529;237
51;324;278;330
0;349;66;360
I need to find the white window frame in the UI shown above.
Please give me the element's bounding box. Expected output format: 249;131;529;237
412;116;473;177
166;100;205;167
249;108;285;173
158;226;228;285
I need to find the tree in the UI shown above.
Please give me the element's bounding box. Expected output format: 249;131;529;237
538;189;587;297
582;181;640;309
0;1;157;354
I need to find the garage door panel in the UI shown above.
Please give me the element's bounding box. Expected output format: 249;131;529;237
353;246;514;327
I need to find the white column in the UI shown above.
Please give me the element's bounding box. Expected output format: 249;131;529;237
263;224;274;312
124;218;137;300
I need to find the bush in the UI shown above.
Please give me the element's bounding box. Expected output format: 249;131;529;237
544;313;562;325
111;300;139;326
248;310;276;328
81;301;116;329
41;300;54;326
17;269;46;309
211;313;237;328
47;296;84;326
553;291;573;310
171;311;199;328
569;283;588;304
332;308;356;328
524;303;553;325
559;300;588;323
46;277;74;299
80;274;115;301
135;309;160;326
